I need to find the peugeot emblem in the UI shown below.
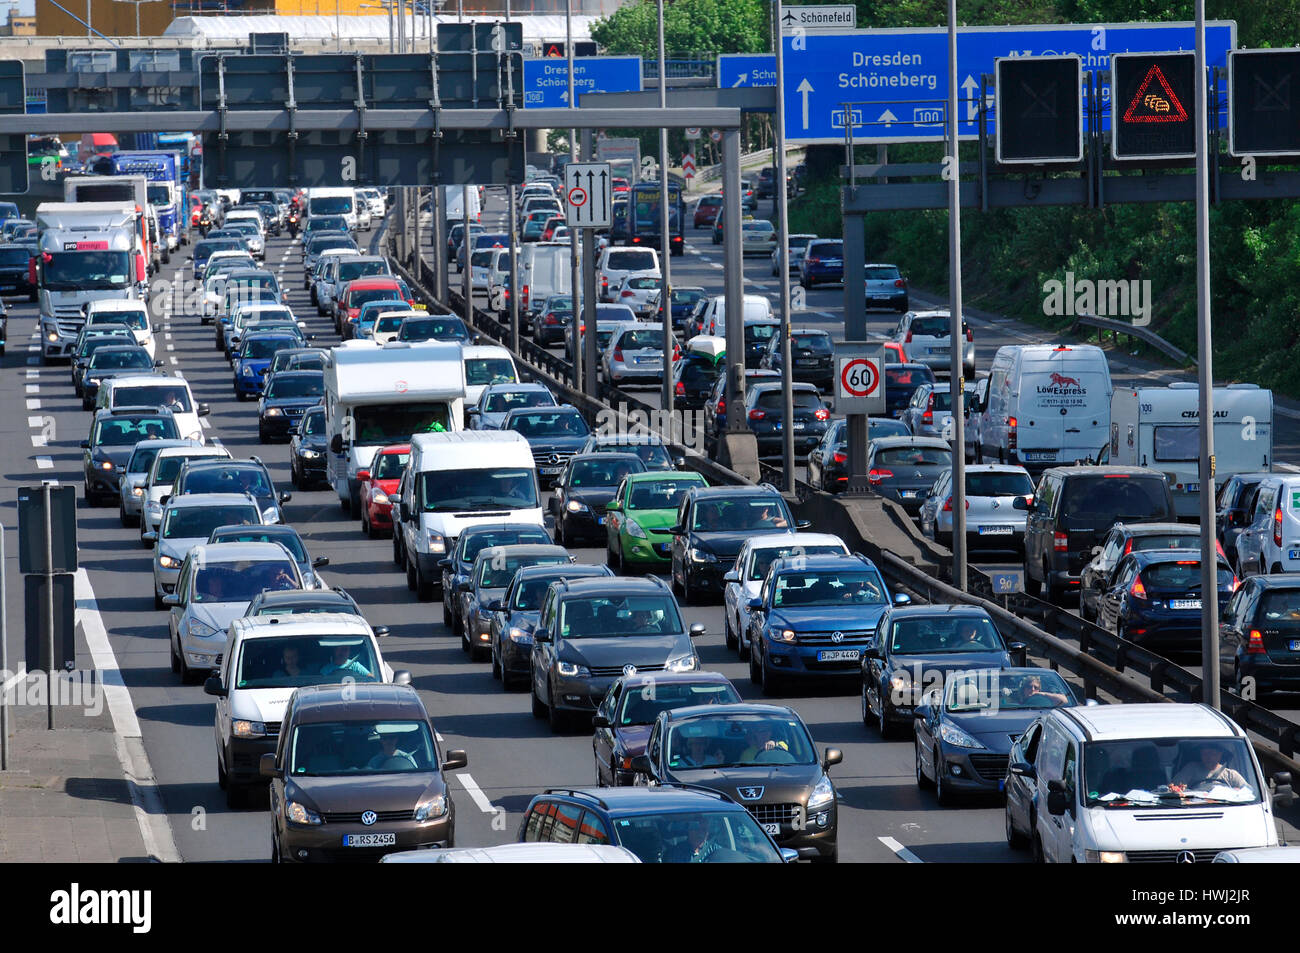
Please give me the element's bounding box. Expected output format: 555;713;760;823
831;631;844;643
991;500;1000;509
1176;850;1196;864
622;664;637;676
737;786;764;801
360;811;378;826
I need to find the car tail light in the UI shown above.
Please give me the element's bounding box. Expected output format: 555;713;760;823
1054;531;1069;552
922;410;933;424
675;381;685;396
941;496;969;512
748;409;765;421
1231;575;1241;593
904;330;912;344
544;313;558;325
832;452;847;464
1275;507;1284;546
613;347;624;362
814;407;829;421
1216;538;1227;560
1123;538;1134;556
673;344;682;360
1008;416;1018;451
1247;629;1267;654
1129;575;1147;599
521;284;529;309
632;236;642;244
966;328;974;343
806;257;820;266
868;468;892;485
621;290;635;298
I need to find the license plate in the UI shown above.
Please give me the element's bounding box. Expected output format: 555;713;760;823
1184;483;1200;493
928;347;948;355
343;833;396;847
1290;640;1300;652
1170;599;1202;610
796;359;818;366
596;516;605;525
540;466;561;475
979;525;1013;535
899;490;918;498
817;649;860;661
1024;452;1056;462
793;422;805;430
762;823;780;836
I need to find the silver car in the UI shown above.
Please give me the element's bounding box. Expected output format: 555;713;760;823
118;438;200;528
613;273;662;319
602;324;671;387
901;381;961;440
741;219;777;256
146;493;265;610
917;464;1033;551
771;232;817;276
891;309;976;377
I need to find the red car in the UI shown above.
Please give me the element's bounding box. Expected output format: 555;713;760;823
611;177;630;194
693;194;722;228
335;277;411;336
358;443;411;538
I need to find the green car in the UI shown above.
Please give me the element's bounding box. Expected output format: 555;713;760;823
605;470;709;572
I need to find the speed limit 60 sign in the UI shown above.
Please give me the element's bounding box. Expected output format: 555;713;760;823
833;343;885;415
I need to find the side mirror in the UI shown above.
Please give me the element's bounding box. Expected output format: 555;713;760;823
534;628;552;643
1008;641;1028;667
198;404;210;417
863;646;882;660
487;600;505;612
1009;761;1036;780
605;501;621;512
392;670;413;686
437;558;452;569
723;570;739;583
1046;779;1069;816
629;754;653;775
822;747;843;770
162;594;180;607
160;495;170;506
795;519;812;530
688;623;706;639
1274;771;1295;808
154;360;164;367
279;491;292;504
356;470;371;482
330;433;344;454
892;593;912;606
466;407;480;416
373;625;390;638
312;555;329;568
1012;496;1029;511
400;502;412;521
153;324;161;333
142;531;158;543
747;597;763;611
441;749;468;771
592;714;610;728
259;753;279;779
456;580;471;593
674;455;686;468
780;847;800;863
203;676;227;697
80;440;90;448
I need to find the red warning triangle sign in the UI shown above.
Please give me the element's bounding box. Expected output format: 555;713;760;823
1122;65;1189;123
546;44;563;58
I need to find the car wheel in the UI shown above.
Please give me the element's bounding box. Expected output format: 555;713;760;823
1045;566;1063;604
724;611;737;651
680;571;695;607
225;781;245;810
1273;563;1285;575
490;645;501;680
406;558;418;592
271;834;282;864
1032;831;1046;864
1024;563;1042;597
738;624;751;661
934;748;954;806
169;632;181;674
915;739;933;789
257;427;267;443
749;641;763;686
393;531;404;567
416;565;434;602
217;752;228;790
119;504;134;528
348;486;361;519
531;682;547;719
154;591;166;612
1006;802;1028;848
759;654;784;697
547;683;566;733
877;691;895;739
861;683;873;728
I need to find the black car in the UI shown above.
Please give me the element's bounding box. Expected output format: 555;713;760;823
884;363;936;418
1219;574;1300;695
592;672;741;786
861;605;1023;738
0;242;35;300
1078;522;1202;622
914;667;1078;805
516;786;788;863
672;353;722;411
490;563;614;690
658;285;706;334
1095;551;1236;649
669;484;808;604
635;704;842;862
550;452;646;546
743;381;831;459
705;368;779;442
80;345;161;410
866;436;953;515
258;369;325;442
245;586;367;620
1216;472;1274;569
759;327;835;389
457;544;573;660
81;408;180;506
807;417;910;493
71;329;137;395
172;457;290;524
742;319;780;368
577;433;680;472
396;314;472;344
502;405;593;488
1024;466;1176;603
438;522;552;631
288;405;329;489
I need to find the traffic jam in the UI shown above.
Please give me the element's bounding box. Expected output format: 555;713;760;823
11;140;1300;867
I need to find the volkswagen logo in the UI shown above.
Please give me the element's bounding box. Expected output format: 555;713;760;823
831;631;844;643
737;786;764;801
1176;850;1196;864
622;664;637;676
360;811;378;827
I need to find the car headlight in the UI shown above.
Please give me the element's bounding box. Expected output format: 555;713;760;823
185;618;219;639
624;518;647;539
265;407;283;417
508;626;532;644
807;773;836;812
555;661;591;678
300;449;320;459
889;673;911;695
261;506;279;523
689;547;718;563
146;501;162;516
666;655;698;673
566;499;588;513
938;722;985;749
413;795;448;822
773;628;797;643
99;460;115;471
242;364;256;376
371;490;390;504
285;801;323;826
1084;850;1127;863
232;719;266;739
157;553;179;569
131;486;144;497
426;532;446;554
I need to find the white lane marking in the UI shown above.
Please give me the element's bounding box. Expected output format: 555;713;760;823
170;356;178;365
75;569;182;863
27;344;38;352
164;334;172;341
25;384;38;394
878;836;924;863
30;434;45;448
1274;406;1300;421
28;331;37;340
25;398;39;410
455;772;498;814
27;415;43;428
174;370;184;378
1277;463;1300;473
166;343;175;351
35;455;53;470
708;262;724;269
200;417;211;430
26;368;38;378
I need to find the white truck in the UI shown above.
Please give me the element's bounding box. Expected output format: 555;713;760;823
1108;382;1274;519
35;202;148;361
323;341;467;516
445;185;482;225
64;174;160;272
519;242;573;319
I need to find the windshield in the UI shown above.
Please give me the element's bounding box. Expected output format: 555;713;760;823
945;670;1074;712
89;349;152;371
967;471;1034;496
875;446;949;467
89;308;147;330
182;467;271;497
79;334;134;357
266;375;324;399
772;569;886;608
42;251;131;290
667;713;816;769
93;416;178;447
289;719;435;777
339;261;390;281
569;458;643;487
1083;738;1261;808
507;411;590;438
127;445;162;474
195;240;243;259
352;403;451;444
0;246;28;267
210;530;307;562
153;453;216;484
615;682;741;726
192;558;297;603
162;504;260;539
147;185;171;206
888;615;1004;653
303;411;326;436
419;468;538;512
242;338;295;360
372;451;409;480
478;553;567;589
466;358;517;387
461;528;551;567
309;196;353;216
692;497;789;532
748;544;845;581
374;315;407;333
484;389;554;414
606;250;657;271
235;635;380;689
557;594;683;638
349;288;401;309
1061;478;1170;527
610;810;781;863
398;318;466;342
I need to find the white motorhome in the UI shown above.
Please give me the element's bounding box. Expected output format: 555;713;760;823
398;430;543;600
35;202;148;360
973;343;1113;476
1109;383;1273;518
323;341;467;515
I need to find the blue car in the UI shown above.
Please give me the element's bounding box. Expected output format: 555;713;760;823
1094;550;1236;650
233;331;301;400
798;238;844;289
746;553;908;694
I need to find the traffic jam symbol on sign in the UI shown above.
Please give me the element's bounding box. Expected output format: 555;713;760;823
1122;65;1188;122
1111;51;1197;159
564;161;612;228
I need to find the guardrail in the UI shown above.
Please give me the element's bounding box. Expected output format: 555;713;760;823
1069;312;1193;367
693;143;805;185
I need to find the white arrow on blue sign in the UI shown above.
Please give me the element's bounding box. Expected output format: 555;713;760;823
717;53;778;89
780;20;1236;144
522;56;642;108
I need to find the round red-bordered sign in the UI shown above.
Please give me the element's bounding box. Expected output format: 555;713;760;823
567;186;588;208
394;380;409;394
839;358;879;399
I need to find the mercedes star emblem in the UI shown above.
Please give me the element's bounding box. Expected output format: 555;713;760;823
1176;850;1196;864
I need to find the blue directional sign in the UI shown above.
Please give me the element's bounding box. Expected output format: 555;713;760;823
523;56;642;108
781;21;1236;143
718;53;777;89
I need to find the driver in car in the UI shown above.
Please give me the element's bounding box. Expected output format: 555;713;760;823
1170;742;1249;791
366;733;417;770
739;723;789;762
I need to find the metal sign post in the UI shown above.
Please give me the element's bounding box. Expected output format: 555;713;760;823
775;0;796;491
581;131;599;398
947;0;968;593
45;484;53;729
461;185;472;324
658;0;674;418
0;526;7;770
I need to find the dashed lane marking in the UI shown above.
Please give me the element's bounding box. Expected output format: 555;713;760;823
878;836;924;863
35;456;53;470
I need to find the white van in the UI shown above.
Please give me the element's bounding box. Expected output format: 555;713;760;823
307;187;358;231
1109;383;1273;519
597;246;660;302
973;343;1112;476
700;294;774;337
398;430;543;601
520;242;573;319
1005;703;1288;863
207;613;408;806
461;344;519;408
97;374;209;444
84;299;156;360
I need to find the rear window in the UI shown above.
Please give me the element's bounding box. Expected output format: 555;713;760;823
966;471;1034;497
617;329;663;351
1142;562;1233;589
791;333;832;354
808;242;841;257
471;250;495;268
1259;590;1300;627
865;265;901;281
606;250;657;271
756;390;823;411
910;316;966;337
886;366;935;388
1133;533;1199;552
1061;477;1171;525
876;446;949;467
